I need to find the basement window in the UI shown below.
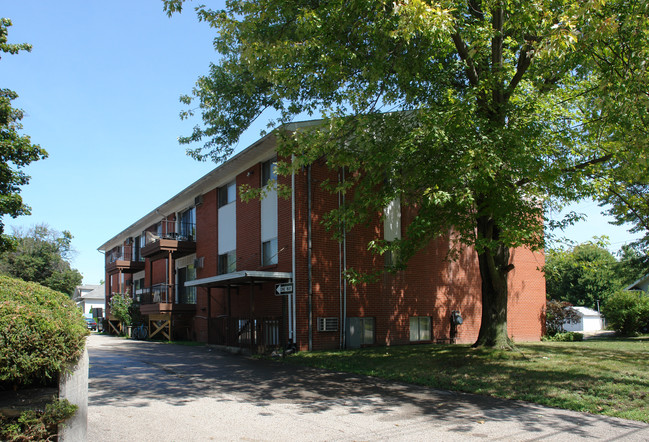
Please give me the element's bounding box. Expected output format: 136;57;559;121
410;316;431;342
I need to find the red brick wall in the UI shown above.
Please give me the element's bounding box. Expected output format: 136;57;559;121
236;164;262;270
194;188;218;342
291;161;546;350
107;149;545;348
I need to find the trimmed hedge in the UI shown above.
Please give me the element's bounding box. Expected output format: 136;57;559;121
0;275;88;388
541;331;584;342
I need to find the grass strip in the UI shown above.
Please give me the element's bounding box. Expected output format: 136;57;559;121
280;337;649;422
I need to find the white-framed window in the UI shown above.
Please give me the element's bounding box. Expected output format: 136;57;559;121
218;181;236;208
218;250;236;274
410;316;431;341
262;238;278;266
261;158;277;187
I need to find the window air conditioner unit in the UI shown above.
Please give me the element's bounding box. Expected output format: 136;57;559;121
194;195;203;206
194;257;204;269
317;317;339;332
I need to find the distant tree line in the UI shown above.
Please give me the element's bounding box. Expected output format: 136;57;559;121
0;224;82;296
544;238;648;311
544;238;649;336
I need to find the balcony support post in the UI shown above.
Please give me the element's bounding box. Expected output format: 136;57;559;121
167;251;174;304
249;282;255;351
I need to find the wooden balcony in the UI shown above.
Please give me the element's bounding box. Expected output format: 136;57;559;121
106;258;145;274
141;221;196;260
105;248;145;274
138;284;196;315
141;238;196;260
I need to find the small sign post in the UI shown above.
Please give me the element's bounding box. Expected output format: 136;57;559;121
275;283;293;296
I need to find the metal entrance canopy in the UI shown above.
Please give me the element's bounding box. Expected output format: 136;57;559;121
185;270;292;288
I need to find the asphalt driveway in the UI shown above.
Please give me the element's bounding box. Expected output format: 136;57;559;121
87;334;649;441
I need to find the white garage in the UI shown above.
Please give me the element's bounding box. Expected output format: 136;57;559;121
563;306;604;332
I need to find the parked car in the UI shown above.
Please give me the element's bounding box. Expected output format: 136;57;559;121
85;317;97;331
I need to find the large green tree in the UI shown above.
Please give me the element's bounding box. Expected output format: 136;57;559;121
0;224;83;296
544;239;623;310
164;0;647;348
0;19;48;251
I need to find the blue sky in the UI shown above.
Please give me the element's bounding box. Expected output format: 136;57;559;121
1;1;642;285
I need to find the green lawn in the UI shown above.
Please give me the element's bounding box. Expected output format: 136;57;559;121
280;337;649;422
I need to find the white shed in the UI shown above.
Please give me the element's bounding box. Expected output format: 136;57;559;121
563;306;604;332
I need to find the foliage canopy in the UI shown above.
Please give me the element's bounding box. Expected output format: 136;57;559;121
0;19;48;252
164;0;649;347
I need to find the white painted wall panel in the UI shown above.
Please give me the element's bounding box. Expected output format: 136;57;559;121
384;197;401;242
261;188;278;242
218;202;236;254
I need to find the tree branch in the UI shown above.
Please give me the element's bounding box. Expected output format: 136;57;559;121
504;45;533;101
491;6;504;107
608;187;649;233
452;33;480;86
515;153;614;187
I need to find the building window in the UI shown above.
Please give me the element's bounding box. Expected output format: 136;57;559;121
410;316;431;342
179;207;196;240
218;250;236;274
261;158;277;187
218;181;236;208
346;317;375;348
133;277;145;303
384;246;399;268
133;236;141;262
177;265;197;304
262;238;278;266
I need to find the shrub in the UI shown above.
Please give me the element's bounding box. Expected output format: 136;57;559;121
0;398;77;441
602;290;649;335
545;299;580;336
541;331;584;342
109;293;133;328
0;275;88;388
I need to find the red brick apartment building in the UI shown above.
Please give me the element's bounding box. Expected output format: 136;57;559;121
99;126;546;351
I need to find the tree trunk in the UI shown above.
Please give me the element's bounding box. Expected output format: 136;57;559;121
473;214;515;349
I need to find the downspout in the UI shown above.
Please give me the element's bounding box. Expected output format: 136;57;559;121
290;155;296;346
342;166;347;349
307;164;313;351
339;172;343;349
207;287;211;343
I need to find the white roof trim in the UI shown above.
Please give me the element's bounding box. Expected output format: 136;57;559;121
185;271;292;288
